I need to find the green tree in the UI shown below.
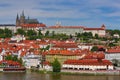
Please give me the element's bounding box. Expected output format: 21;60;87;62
27;29;37;36
0;29;4;34
12;55;18;61
0;29;4;38
108;43;116;47
45;31;49;37
4;28;12;38
37;30;43;39
17;28;26;35
95;34;99;39
38;30;43;36
91;46;98;52
52;58;61;72
5;55;13;60
26;29;37;40
18;58;23;65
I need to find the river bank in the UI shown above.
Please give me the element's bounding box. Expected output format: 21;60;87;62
32;69;120;76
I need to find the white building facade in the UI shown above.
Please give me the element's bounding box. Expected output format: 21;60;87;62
45;26;84;35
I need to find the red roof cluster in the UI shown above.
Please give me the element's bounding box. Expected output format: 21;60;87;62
0;39;41;57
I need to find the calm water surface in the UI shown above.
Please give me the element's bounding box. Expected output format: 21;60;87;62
0;72;120;80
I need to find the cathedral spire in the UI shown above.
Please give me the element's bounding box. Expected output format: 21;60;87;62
16;13;19;20
20;10;25;24
22;10;25;17
16;13;20;27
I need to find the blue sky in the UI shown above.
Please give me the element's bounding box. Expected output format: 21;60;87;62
0;0;120;29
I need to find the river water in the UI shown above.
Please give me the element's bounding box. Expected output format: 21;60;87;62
0;72;120;80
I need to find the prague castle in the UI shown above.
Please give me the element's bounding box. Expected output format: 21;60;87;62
16;11;39;27
16;11;46;30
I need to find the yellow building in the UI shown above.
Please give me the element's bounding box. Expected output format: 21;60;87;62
45;49;82;64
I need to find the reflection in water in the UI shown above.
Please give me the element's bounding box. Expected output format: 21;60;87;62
45;74;50;80
52;73;61;80
0;72;120;80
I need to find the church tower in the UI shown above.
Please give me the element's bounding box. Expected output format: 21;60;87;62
101;24;106;29
20;10;25;25
16;13;20;27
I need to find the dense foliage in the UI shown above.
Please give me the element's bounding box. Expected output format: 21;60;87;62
107;29;120;36
0;28;12;38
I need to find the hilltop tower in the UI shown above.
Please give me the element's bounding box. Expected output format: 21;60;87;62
101;24;106;29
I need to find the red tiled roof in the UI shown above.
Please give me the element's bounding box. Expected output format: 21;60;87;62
84;28;105;30
47;49;82;56
21;23;46;28
83;52;105;59
48;26;85;29
52;42;78;48
0;60;21;66
43;61;51;66
106;46;120;53
63;59;112;65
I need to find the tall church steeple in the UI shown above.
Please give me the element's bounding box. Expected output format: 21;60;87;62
20;10;25;25
16;13;20;27
16;13;19;20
